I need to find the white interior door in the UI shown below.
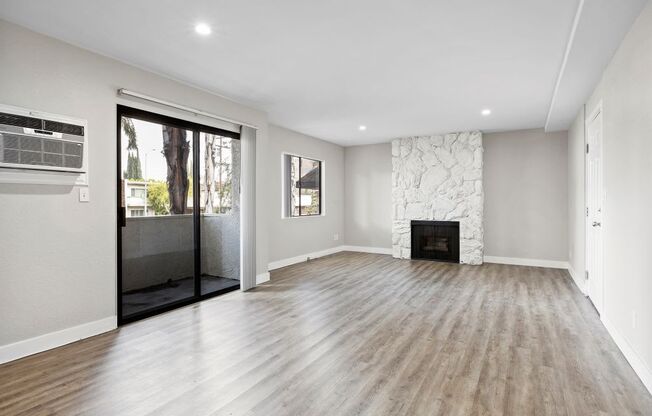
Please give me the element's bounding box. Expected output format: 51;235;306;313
586;106;604;314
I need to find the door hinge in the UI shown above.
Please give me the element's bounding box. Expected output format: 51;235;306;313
586;143;589;154
586;207;589;217
585;271;589;280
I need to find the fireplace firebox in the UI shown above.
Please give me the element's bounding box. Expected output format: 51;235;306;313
411;220;460;263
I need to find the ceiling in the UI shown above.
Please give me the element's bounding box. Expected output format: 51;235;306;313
0;0;647;146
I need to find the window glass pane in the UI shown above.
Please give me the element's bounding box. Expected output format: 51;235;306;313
199;132;241;295
199;134;236;215
299;158;320;215
120;115;194;320
289;156;301;216
121;116;192;217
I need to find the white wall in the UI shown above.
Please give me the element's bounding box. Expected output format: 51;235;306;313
570;1;652;389
344;143;392;249
0;20;269;348
267;125;344;263
567;109;585;289
483;129;568;262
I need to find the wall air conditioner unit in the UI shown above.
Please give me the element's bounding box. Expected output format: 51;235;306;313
0;104;88;185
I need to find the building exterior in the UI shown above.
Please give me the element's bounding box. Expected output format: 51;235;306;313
124;180;149;217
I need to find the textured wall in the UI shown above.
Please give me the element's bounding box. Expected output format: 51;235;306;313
392;132;484;264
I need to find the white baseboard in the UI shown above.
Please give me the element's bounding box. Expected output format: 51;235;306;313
256;272;271;285
268;245;392;271
484;255;569;270
340;245;393;255
0;316;117;365
567;264;587;294
268;246;344;271
601;316;652;395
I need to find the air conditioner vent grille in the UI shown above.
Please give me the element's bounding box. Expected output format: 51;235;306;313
64;142;83;157
3;149;18;163
20;136;42;152
21;150;42;165
44;139;63;154
44;153;63;167
1;133;83;170
43;120;84;136
3;135;19;149
0;112;42;129
0;112;84;136
63;156;82;168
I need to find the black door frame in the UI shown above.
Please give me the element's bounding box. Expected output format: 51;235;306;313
116;105;240;325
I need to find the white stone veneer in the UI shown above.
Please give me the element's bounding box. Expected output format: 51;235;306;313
391;131;484;264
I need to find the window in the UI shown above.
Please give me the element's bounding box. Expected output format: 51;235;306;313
121;115;193;217
285;154;321;217
130;188;146;199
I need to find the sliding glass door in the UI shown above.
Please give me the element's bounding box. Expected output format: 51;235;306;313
117;106;240;323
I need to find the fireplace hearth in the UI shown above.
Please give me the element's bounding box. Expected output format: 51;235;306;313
411;220;460;263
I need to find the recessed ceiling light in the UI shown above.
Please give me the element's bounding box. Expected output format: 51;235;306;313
481;109;492;116
359;125;367;131
195;23;212;36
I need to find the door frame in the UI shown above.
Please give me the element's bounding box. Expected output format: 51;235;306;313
584;100;604;313
116;105;241;325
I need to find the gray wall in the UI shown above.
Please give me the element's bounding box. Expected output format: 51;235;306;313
344;132;569;262
571;1;652;379
267;125;344;263
483;129;568;261
344;143;392;249
567;109;585;286
0;20;269;347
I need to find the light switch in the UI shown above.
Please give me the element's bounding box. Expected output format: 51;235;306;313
79;187;90;202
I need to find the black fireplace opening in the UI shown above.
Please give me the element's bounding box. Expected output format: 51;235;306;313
411;220;460;263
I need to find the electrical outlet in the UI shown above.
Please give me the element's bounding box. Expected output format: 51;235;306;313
79;187;90;202
334;233;339;241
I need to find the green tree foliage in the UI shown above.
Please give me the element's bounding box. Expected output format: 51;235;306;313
122;117;143;180
126;154;142;180
147;181;170;215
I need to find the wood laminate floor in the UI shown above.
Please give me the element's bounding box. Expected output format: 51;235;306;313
1;252;651;415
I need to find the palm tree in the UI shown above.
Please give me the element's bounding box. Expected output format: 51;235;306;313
122;117;142;179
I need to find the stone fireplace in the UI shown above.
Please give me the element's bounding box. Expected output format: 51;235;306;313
392;131;484;264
